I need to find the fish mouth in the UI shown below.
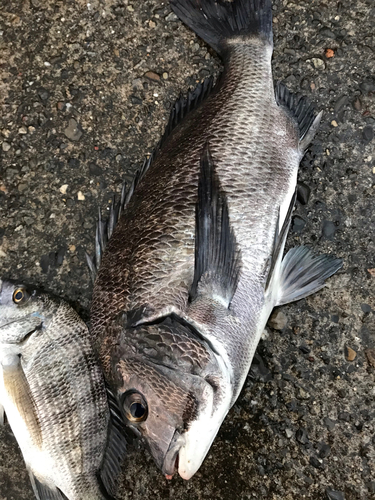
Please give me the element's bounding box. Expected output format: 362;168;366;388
162;430;185;478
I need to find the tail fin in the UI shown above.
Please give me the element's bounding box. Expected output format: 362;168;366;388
170;0;273;56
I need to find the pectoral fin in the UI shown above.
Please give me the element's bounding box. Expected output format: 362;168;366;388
99;386;128;498
29;472;69;500
2;354;42;448
276;246;343;306
189;145;241;308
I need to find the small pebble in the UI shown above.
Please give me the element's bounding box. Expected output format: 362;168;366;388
325;48;334;58
297;181;311;205
291;215;306;233
325;488;345;500
312;58;325;69
365;348;375;368
361;303;372;313
335;95;348;114
89;163;103;176
319;442;331;458
362;125;374;144
165;11;178;21
59;184;68;195
77;191;85;201
18;126;27;134
353;98;361;110
28;126;36;134
162;72;169;80
149;20;156;28
296;428;309;444
323;417;336;431
57;101;66;111
2;142;11;152
331;120;338;127
309;456;323;469
69;245;76;253
344;346;357;361
322;220;336;239
267;310;287;331
144;71;160;82
64;119;83;141
130;95;142;105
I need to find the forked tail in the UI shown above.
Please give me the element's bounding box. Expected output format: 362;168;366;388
170;0;273;56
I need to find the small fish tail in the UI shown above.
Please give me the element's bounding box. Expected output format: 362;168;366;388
170;0;273;57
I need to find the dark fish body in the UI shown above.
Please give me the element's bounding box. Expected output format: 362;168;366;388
90;0;341;480
0;280;125;500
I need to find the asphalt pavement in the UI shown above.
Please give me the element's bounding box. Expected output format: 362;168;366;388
0;0;374;499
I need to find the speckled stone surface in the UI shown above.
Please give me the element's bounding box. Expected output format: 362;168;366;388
0;1;374;499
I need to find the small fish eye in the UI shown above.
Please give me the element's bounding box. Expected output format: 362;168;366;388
130;402;146;419
13;288;26;304
122;391;148;423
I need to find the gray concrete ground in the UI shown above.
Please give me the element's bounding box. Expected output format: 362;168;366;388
0;0;374;499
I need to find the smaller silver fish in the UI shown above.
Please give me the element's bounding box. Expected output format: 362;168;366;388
0;279;126;500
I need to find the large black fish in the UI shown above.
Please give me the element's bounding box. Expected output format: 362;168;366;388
89;0;342;481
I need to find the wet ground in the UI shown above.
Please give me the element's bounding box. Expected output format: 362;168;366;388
0;0;374;499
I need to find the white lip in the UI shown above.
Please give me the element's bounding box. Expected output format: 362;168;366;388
177;383;231;480
178;419;219;479
162;430;185;476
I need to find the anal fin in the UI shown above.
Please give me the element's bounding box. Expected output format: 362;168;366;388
276;246;342;306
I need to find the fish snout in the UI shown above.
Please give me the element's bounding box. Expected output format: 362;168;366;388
162;430;185;479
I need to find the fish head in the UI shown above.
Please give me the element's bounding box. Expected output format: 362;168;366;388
114;316;231;480
0;279;59;346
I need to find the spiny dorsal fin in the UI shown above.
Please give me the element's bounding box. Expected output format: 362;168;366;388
161;77;214;148
99;386;128;499
86;78;215;282
275;82;323;151
189;145;241;307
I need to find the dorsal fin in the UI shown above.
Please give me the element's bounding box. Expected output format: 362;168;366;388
275;82;323;151
86;77;216;282
160;76;215;148
189;145;241;307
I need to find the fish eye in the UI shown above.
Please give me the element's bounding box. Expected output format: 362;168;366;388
13;288;28;304
122;391;148;423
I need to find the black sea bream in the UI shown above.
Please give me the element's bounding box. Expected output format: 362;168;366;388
0;279;126;499
89;0;342;480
